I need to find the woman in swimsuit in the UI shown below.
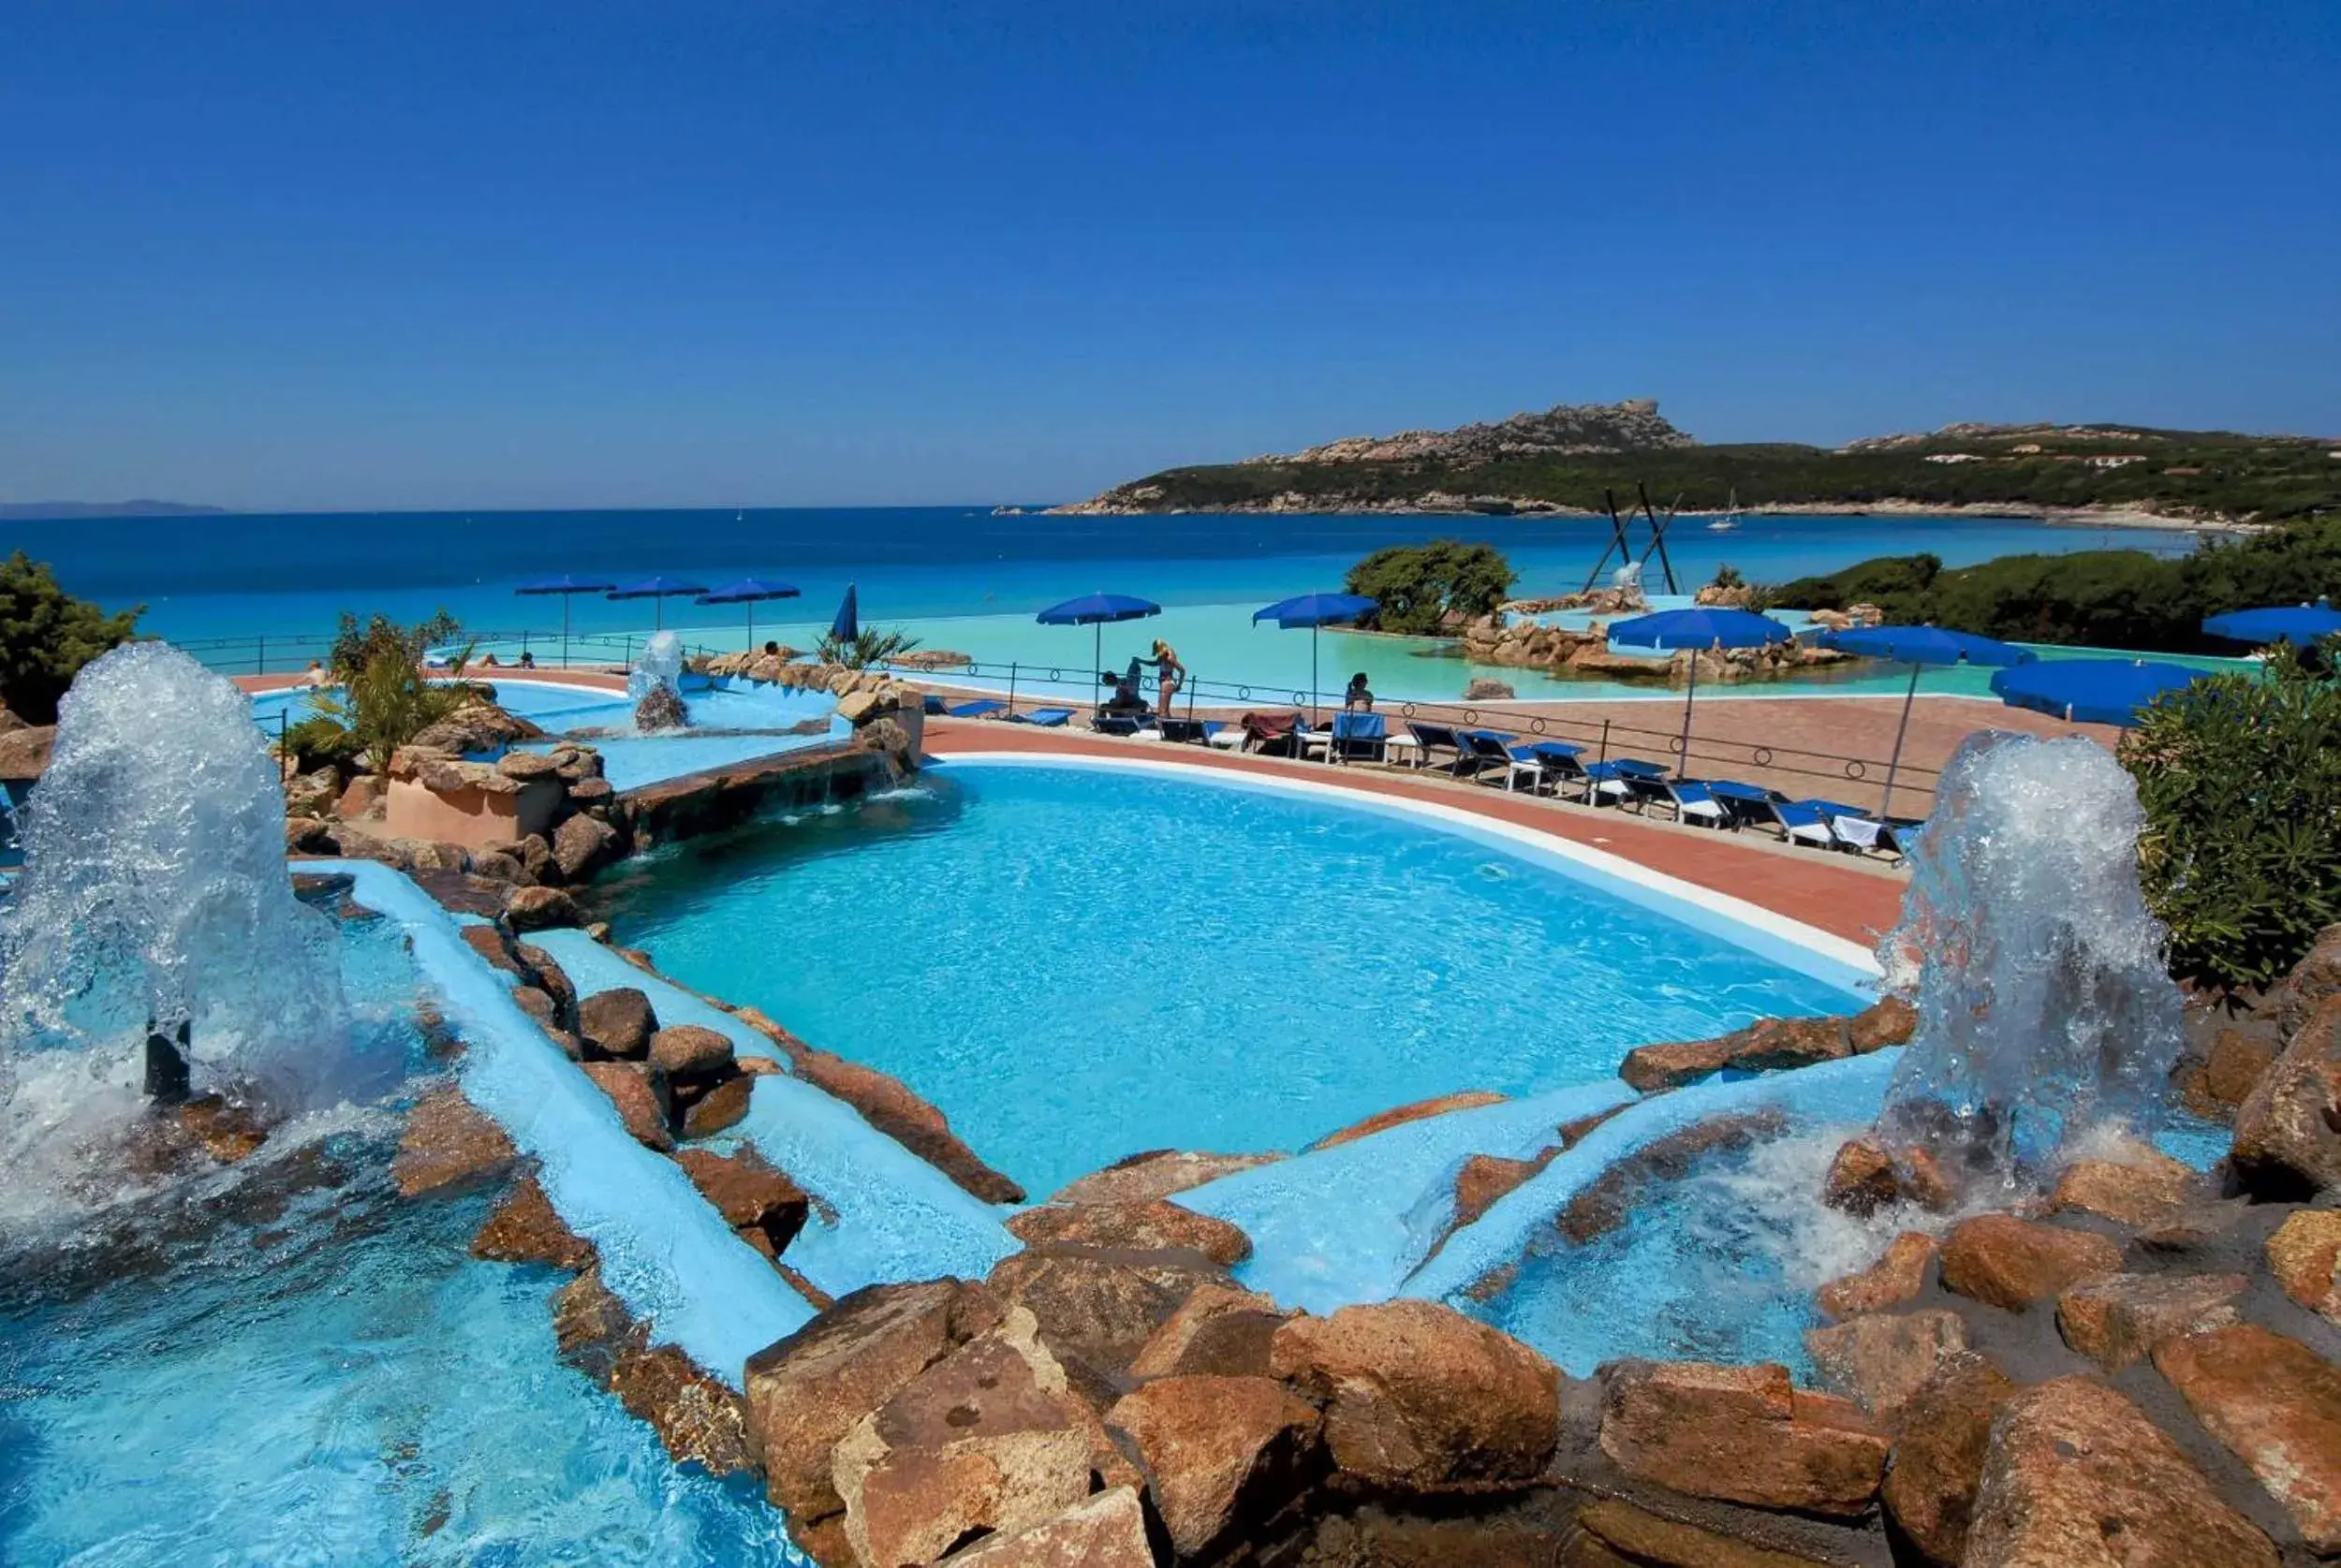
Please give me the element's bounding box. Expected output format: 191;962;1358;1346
1149;639;1185;712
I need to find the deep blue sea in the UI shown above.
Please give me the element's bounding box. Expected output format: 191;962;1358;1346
5;506;2215;703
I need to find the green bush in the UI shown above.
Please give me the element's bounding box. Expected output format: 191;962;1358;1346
1344;540;1517;635
276;713;365;775
310;612;478;773
1767;516;2341;652
820;626;921;669
0;550;142;724
2123;647;2341;989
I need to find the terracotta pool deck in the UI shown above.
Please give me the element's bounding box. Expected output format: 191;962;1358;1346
923;719;1911;947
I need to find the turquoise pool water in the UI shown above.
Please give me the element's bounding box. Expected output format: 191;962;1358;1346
250;677;836;740
597;761;1867;1196
0;900;804;1565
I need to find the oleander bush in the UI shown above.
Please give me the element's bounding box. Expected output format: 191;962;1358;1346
2122;646;2341;990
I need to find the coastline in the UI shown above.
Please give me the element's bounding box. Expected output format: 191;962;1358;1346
1046;495;2253;534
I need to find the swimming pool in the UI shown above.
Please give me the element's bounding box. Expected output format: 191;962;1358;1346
597;759;1871;1195
0;895;806;1566
249;677;836;740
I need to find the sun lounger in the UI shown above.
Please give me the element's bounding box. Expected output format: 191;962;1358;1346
1156;718;1209;744
1644;779;1730;826
1405;721;1466;773
921;693;947;715
1239;711;1305;755
1704;779;1782;832
1328;711;1389;764
1009;707;1075;727
943;698;1006;719
1091;712;1147;737
1458;729;1541;790
1774;800;1840;849
1204;721;1240;749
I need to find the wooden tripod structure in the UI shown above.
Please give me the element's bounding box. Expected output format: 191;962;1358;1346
1578;483;1684;595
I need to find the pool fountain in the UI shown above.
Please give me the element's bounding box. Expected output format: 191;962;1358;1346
0;645;366;1208
628;629;688;731
1871;729;2187;1195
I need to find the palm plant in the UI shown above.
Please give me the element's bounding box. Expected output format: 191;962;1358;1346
818;626;922;670
314;637;479;775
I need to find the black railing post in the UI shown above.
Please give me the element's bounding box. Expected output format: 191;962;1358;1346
256;635;266;676
1597;719;1611;767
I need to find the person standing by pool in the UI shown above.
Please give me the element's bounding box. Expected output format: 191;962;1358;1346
1146;639;1185;712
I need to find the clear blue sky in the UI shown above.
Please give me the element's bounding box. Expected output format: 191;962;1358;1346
3;1;2334;511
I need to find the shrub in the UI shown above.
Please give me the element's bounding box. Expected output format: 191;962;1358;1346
2123;646;2341;989
819;626;921;669
0;550;142;724
1344;541;1517;635
311;612;478;773
275;714;365;775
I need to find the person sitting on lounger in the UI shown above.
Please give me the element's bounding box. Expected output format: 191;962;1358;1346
1344;672;1374;711
1097;669;1150;716
302;659;330;688
517;650;537;669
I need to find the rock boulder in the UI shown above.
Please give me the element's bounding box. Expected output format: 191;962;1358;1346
2054;1271;2244;1371
1105;1374;1319;1557
1938;1214;2122;1311
2265;1208;2341;1322
578;987;658;1060
1006;1198;1251;1267
1597;1359;1890;1517
1879;1353;2016;1568
1270;1299;1559;1491
2154;1323;2341;1554
1803;1309;1968;1425
943;1487;1154;1568
2231;994;2341;1198
391;1085;516;1198
1817;1232;1936;1320
742;1279;999;1528
1965;1375;2276;1568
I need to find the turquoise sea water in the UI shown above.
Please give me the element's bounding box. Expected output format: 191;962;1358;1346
17;506;2231;707
596;762;1863;1196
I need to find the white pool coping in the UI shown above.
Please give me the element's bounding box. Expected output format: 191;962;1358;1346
934;750;1885;992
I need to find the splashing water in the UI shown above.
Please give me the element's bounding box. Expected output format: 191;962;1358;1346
626;630;688;732
1875;730;2186;1187
0;644;352;1122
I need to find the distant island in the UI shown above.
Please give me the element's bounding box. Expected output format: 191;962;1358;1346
0;500;227;520
1053;401;2341;527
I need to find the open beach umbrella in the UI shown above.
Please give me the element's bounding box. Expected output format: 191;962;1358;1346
1253;593;1378;721
1989;658;2208;726
830;583;861;647
2201;597;2341;648
1609;607;1791;776
608;576;712;631
514;573;618;667
1820;624;2034;820
1036;592;1162;711
696;578;801;652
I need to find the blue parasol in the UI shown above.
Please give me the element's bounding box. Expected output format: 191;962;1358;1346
1609;607;1792;776
515;573;618;667
1990;658;2208;726
1253;593;1378;720
2201;598;2341;648
1820;624;2033;816
830;583;861;646
1036;593;1162;711
695;578;801;651
608;576;712;630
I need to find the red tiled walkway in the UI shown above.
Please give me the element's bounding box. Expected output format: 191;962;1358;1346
925;722;1908;947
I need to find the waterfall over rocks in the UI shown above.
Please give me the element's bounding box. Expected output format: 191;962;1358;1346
0;643;352;1121
1874;730;2186;1189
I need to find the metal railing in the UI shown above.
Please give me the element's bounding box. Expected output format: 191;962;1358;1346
176;626;731;678
867;654;1943;813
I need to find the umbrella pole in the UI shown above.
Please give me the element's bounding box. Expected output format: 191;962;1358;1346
1094;623;1102;715
1311;625;1320;725
1880;661;1920;820
1677;645;1700;772
561;596;571;669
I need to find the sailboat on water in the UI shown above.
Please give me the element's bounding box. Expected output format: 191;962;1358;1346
1707;488;1742;532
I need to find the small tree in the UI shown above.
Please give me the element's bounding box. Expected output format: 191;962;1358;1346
311;612;479;775
819;626;921;669
2123;644;2341;989
0;550;142;724
1344;540;1518;635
